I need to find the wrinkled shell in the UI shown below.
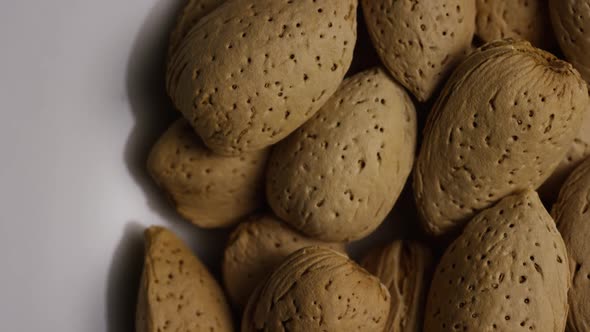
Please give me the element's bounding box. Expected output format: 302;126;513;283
361;241;434;332
424;190;570;332
550;0;590;82
147;119;269;228
136;226;234;332
167;0;357;155
222;214;344;308
552;157;590;332
267;68;417;242
361;0;476;101
241;246;391;332
414;39;588;237
476;0;555;49
539;108;590;204
168;0;226;58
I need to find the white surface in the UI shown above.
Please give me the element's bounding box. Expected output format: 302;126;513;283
0;2;409;331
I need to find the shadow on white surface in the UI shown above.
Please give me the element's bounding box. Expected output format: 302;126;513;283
124;0;181;224
106;222;145;332
118;2;233;330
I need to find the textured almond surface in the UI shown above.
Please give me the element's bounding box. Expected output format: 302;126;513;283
167;0;357;155
168;0;226;58
241;246;391;331
136;226;234;332
267;68;417;242
424;190;570;332
222;214;344;308
550;0;590;82
362;0;476;101
414;39;588;237
539;107;590;204
147;118;269;228
361;241;434;332
476;0;555;49
552;157;590;332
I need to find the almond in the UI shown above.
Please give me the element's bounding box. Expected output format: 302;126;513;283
414;39;588;237
552;156;590;332
476;0;555;49
361;0;476;101
539;108;590;204
550;0;590;82
147;118;269;228
361;241;434;332
167;0;357;155
424;190;570;332
168;0;226;58
136;226;234;332
222;214;344;308
267;68;417;242
241;246;390;331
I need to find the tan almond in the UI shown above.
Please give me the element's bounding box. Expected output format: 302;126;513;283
222;214;344;308
361;241;434;332
168;0;226;58
147;118;269;228
136;226;234;332
552;156;590;332
266;68;417;242
424;190;570;332
361;0;476;101
166;0;357;155
414;39;588;237
476;0;555;49
539;107;590;204
241;246;390;331
550;0;590;82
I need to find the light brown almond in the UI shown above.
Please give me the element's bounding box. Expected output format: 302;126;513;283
361;241;434;332
147;118;268;228
414;39;588;237
168;0;226;58
222;214;344;308
424;190;570;332
476;0;555;49
550;0;590;82
362;0;476;101
241;246;391;332
167;0;357;155
267;68;417;242
552;156;590;332
136;226;234;332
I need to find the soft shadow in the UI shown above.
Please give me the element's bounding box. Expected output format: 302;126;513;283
124;0;184;222
347;182;424;261
106;221;145;332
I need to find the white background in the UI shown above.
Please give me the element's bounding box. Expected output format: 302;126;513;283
0;1;406;330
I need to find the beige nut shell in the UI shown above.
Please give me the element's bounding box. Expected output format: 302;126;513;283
167;0;357;155
267;68;417;242
550;0;590;82
168;0;226;58
136;226;234;332
147;118;269;228
361;241;434;332
414;39;588;237
539;106;590;204
476;0;555;49
361;0;476;101
424;190;570;332
552;157;590;332
241;246;391;332
222;214;344;308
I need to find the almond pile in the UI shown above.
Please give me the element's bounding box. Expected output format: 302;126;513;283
134;0;590;331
